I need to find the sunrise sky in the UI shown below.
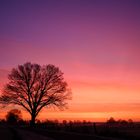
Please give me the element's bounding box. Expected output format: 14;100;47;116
0;0;140;122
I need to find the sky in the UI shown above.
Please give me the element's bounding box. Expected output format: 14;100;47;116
0;0;140;122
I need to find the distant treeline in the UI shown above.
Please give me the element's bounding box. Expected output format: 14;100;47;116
0;114;140;140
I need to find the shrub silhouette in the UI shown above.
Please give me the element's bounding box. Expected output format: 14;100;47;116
6;109;22;124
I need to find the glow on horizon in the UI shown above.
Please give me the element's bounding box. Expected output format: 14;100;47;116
0;0;140;121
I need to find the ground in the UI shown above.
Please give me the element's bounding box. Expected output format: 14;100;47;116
0;124;125;140
0;125;53;140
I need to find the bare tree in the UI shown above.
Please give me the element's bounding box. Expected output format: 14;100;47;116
0;62;71;126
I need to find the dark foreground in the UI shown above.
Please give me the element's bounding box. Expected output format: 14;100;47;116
0;125;53;140
0;123;140;140
0;125;123;140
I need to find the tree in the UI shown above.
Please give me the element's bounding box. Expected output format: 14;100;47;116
0;62;71;126
106;117;116;125
6;109;22;124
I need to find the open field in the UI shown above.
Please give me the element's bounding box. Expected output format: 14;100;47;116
22;122;140;140
0;125;53;140
22;127;123;140
0;122;140;140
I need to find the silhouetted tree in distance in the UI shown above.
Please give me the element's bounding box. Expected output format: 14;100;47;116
106;117;116;125
0;62;71;126
6;109;22;124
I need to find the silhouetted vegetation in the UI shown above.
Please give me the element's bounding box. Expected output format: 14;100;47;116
5;109;22;125
0;63;139;139
0;62;71;126
0;116;140;140
15;118;139;140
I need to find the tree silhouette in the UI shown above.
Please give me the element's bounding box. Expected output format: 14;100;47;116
6;109;22;124
0;62;71;126
106;117;116;125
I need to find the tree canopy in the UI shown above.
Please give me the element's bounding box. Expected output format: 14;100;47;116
0;62;71;125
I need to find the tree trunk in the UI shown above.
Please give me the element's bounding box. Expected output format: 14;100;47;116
30;114;36;127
